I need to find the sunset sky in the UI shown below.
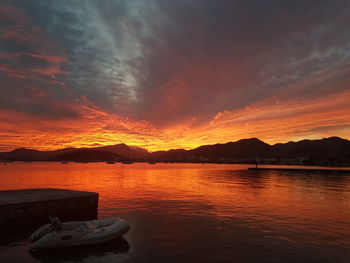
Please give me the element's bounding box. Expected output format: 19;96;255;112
1;0;350;152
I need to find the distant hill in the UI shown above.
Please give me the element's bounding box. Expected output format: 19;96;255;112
94;144;149;159
0;144;147;162
187;138;278;158
273;137;350;158
0;137;349;165
149;138;276;161
0;148;45;161
0;147;78;161
50;149;126;162
149;137;350;164
150;149;187;160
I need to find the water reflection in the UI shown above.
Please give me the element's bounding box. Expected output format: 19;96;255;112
0;163;350;262
30;238;129;263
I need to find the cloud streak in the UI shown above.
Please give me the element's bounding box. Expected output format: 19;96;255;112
0;0;350;151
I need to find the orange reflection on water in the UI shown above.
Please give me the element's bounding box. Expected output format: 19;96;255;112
1;163;350;223
1;162;350;261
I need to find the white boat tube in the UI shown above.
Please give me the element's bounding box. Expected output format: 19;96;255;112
30;217;130;250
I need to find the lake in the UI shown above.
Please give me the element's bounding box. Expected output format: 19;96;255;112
0;162;350;263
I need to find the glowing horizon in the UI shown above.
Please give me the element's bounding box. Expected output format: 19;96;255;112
1;1;350;152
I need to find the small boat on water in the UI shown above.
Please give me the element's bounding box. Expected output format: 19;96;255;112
30;217;130;250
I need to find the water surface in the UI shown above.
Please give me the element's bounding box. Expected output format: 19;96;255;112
0;162;349;262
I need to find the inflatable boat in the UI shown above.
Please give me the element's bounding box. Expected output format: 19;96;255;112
30;217;130;250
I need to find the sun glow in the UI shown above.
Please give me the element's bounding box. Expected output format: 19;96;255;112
1;89;349;152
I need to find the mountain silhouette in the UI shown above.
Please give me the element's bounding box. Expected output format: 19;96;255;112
94;144;149;159
274;137;350;158
150;137;350;164
0;137;349;165
50;149;126;162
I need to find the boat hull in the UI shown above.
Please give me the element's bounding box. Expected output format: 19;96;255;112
31;217;129;250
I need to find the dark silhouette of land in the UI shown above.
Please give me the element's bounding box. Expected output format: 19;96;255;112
1;137;350;166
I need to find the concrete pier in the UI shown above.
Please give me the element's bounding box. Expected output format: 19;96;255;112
0;188;99;228
248;167;350;174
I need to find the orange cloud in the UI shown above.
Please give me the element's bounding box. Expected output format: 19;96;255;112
0;53;66;63
0;5;67;81
0;5;30;23
1;89;349;152
1;2;350;152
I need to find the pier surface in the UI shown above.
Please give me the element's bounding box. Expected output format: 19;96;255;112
248;167;350;174
0;188;99;227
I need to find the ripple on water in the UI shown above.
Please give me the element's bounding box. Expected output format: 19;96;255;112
0;163;350;263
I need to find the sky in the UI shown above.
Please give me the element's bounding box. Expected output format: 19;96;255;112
1;0;350;152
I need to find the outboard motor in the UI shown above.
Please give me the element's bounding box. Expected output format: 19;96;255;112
29;224;55;243
29;216;61;243
50;216;62;231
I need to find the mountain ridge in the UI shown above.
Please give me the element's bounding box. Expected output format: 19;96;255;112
0;137;349;165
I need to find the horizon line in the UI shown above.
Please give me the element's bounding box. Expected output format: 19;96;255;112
2;136;347;153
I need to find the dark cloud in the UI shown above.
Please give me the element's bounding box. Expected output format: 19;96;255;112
1;0;350;126
134;0;350;125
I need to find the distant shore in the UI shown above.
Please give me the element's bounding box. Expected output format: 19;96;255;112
2;160;350;169
1;137;349;167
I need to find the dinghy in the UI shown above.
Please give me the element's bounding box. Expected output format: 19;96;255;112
30;216;130;250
